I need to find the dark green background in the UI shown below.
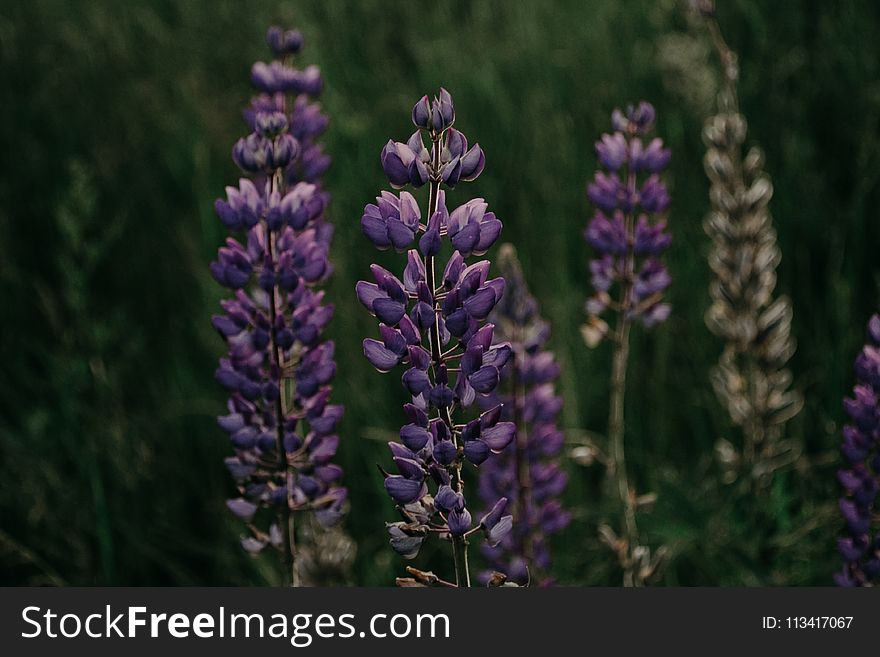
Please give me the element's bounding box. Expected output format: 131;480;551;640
1;0;877;586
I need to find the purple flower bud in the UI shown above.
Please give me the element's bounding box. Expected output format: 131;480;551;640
388;523;425;559
402;366;431;396
463;439;490;465
634;215;672;255
479;498;513;547
254;110;289;138
412;95;431;129
433;439;457;465
585;212;627;255
427;87;455;133
631;137;671;173
233;134;272;172
400;423;430;451
639;175;671;213
596;132;627;171
469;365;500;393
403;250;426;292
587;172;630;214
266;26;303;56
481;421;515;452
612;101;656;135
381;140;414;188
384;475;425;505
460;144;485;182
448;507;472;536
226;498;258;522
447;199;502;257
435;485;464;513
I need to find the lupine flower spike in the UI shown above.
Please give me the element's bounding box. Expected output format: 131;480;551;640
211;26;345;586
359;89;514;587
477;244;570;585
835;314;880;586
698;2;802;487
583;102;672;586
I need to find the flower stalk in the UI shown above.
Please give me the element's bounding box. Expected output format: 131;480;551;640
697;2;803;487
210;26;345;586
359;89;514;586
477;245;570;586
582;102;672;586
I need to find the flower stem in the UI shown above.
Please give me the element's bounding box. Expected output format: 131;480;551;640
451;533;471;588
607;167;639;587
269;170;298;587
608;311;637;586
704;12;739;111
425;132;470;588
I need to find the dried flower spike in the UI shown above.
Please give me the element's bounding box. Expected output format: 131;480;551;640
358;89;512;587
583;101;672;586
477;244;570;586
700;10;802;486
211;26;345;586
835;314;880;586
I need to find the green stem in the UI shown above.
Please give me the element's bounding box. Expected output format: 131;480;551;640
607;165;639;587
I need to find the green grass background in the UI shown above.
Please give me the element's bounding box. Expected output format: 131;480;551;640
1;0;878;585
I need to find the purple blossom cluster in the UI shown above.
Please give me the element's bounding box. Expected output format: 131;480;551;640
477;245;570;585
583;102;672;345
210;26;345;579
835;314;880;586
244;27;330;186
358;89;513;586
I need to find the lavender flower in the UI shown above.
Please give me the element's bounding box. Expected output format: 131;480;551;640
835;314;880;586
583;102;671;586
211;26;345;587
359;89;512;587
699;7;802;486
477;244;570;586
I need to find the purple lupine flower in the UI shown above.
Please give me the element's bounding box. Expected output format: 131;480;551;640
583;102;671;587
476;244;570;586
211;26;345;587
583;102;672;346
359;89;512;587
835;314;880;586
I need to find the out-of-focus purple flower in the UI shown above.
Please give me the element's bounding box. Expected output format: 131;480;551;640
477;244;570;586
358;90;511;587
835;314;880;587
211;26;345;585
266;26;303;56
583;102;672;343
242;56;328;186
611;101;656;135
595;133;628;171
582;102;671;587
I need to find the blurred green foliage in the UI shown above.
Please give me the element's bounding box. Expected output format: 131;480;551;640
1;0;878;585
